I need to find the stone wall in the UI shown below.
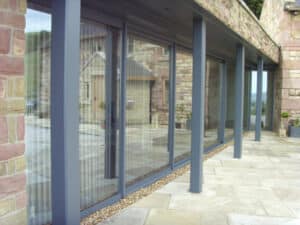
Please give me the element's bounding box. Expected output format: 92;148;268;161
0;0;27;224
261;0;300;128
194;0;280;63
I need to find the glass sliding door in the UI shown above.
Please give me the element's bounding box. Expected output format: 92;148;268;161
204;58;222;147
225;64;236;140
125;35;170;185
79;22;120;209
25;9;52;225
174;50;192;162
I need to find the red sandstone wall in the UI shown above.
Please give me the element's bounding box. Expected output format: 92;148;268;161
0;0;27;224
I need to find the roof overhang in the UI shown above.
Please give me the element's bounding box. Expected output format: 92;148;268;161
29;0;280;70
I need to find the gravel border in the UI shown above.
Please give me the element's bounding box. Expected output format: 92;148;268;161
81;140;233;225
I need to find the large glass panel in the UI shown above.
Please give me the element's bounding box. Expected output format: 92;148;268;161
174;50;192;162
25;9;52;225
79;22;120;209
204;58;221;147
249;71;269;130
125;36;169;185
225;64;236;140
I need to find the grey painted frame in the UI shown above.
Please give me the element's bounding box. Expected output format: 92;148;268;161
50;0;81;224
255;57;264;141
168;43;176;169
118;22;128;198
190;17;206;193
218;62;227;144
234;44;245;159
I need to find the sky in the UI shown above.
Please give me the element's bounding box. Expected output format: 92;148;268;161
25;9;51;32
251;71;268;94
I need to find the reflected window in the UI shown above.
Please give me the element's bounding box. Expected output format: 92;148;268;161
125;36;170;185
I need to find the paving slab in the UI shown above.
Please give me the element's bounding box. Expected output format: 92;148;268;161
97;132;300;225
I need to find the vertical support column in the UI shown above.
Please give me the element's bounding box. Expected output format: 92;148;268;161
190;17;206;193
119;22;128;198
51;0;81;224
246;72;252;131
234;44;245;159
265;71;274;131
218;62;227;144
104;29;118;178
255;57;264;141
168;43;176;169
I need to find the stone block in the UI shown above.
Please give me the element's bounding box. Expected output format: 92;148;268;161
7;79;14;97
0;162;7;176
13;30;25;56
0;11;25;29
7;159;15;175
292;15;300;39
18;0;27;13
0;56;24;76
289;89;296;96
0;116;8;144
0;0;10;9
14;77;24;97
16;191;26;209
0;143;25;161
14;156;25;173
0;173;26;198
7;99;25;113
7;117;16;143
282;78;300;89
0;79;5;98
0;208;27;225
0;198;15;217
16;116;24;141
0;28;10;55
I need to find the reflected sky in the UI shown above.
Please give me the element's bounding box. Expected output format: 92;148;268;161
25;9;51;33
251;71;268;94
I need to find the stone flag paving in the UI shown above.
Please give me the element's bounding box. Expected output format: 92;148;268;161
99;132;300;225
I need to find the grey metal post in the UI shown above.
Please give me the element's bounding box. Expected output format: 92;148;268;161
51;0;81;224
105;29;118;178
255;57;264;141
270;72;275;130
234;44;245;159
119;22;128;198
168;43;176;169
218;62;227;144
190;17;206;193
247;72;252;131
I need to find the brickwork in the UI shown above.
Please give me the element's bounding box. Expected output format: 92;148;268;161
0;0;27;224
261;0;300;129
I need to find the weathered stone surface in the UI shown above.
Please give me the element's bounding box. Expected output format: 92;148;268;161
0;1;27;223
261;0;300;125
194;0;279;63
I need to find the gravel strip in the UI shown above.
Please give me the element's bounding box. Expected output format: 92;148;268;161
81;140;233;225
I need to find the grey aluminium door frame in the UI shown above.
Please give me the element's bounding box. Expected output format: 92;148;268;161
50;0;81;224
168;43;176;169
218;62;227;144
190;16;206;193
118;22;128;198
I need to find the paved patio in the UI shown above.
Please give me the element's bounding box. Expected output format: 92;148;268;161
99;132;300;225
